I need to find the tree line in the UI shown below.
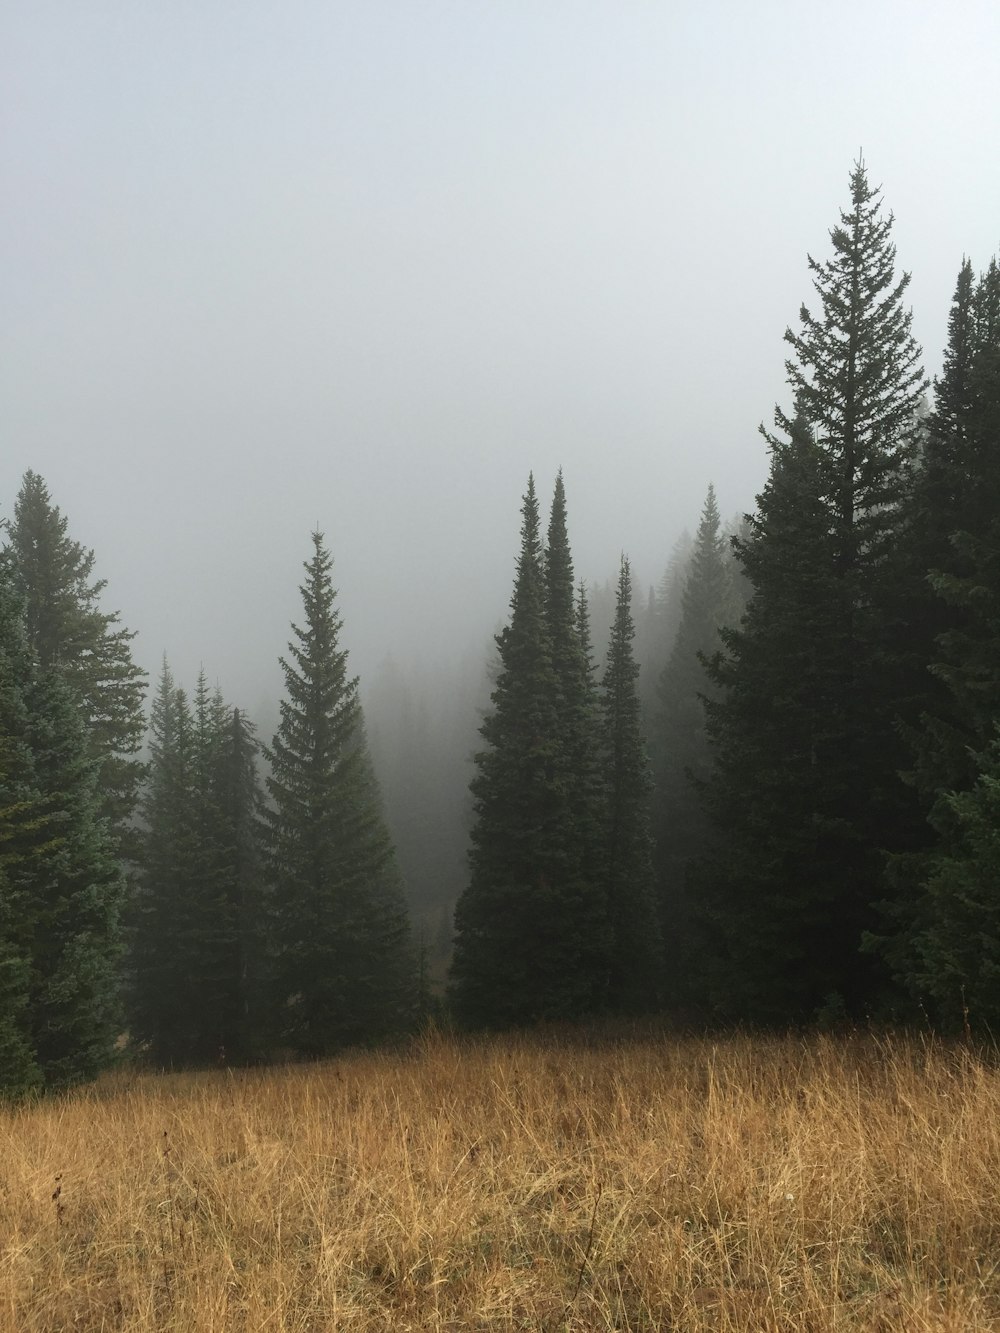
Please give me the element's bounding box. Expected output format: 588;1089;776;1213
451;161;1000;1032
2;159;998;1092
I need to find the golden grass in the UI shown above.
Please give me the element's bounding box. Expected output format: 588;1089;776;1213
2;1029;999;1330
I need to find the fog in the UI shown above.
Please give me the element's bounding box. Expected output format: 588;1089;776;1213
3;0;999;719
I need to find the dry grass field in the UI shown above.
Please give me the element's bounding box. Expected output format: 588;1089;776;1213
2;1028;999;1331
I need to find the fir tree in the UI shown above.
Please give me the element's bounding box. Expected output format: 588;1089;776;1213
697;162;927;1023
0;567;124;1087
130;661;202;1064
3;472;146;850
216;705;267;1060
653;484;730;1002
601;557;661;1012
450;477;608;1027
885;256;1000;1017
262;532;414;1055
0;580;44;1095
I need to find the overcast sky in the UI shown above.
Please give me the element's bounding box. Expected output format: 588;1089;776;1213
3;1;999;712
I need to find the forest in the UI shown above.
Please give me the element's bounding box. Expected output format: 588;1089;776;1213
2;161;999;1093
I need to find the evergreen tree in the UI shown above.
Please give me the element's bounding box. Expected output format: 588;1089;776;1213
450;477;608;1027
262;532;414;1055
0;567;124;1087
697;162;927;1023
0;580;44;1095
3;472;146;849
130;661;201;1064
216;705;268;1060
23;662;126;1085
886;256;1000;1017
131;664;268;1065
601;556;661;1012
909;731;1000;1028
653;484;730;1002
544;473;609;987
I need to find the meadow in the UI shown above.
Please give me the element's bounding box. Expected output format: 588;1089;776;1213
1;1029;998;1330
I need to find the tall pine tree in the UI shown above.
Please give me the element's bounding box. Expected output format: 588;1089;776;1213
3;472;146;851
601;556;661;1012
653;484;730;1004
262;532;414;1055
696;162;926;1023
450;477;608;1027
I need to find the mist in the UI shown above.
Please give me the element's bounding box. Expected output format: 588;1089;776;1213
4;1;999;745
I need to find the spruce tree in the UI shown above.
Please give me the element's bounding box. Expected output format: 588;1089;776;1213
262;532;414;1055
601;556;661;1012
132;665;267;1065
216;705;267;1060
0;567;124;1087
23;662;126;1085
653;484;730;1002
0;580;44;1095
886;256;1000;1018
3;472;146;849
544;472;609;993
696;162;926;1023
450;477;608;1027
130;661;202;1064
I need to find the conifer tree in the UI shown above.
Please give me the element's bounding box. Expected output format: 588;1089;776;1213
262;532;414;1054
130;661;201;1064
0;580;44;1094
653;484;730;1001
3;472;146;849
697;162;926;1022
885;256;1000;1017
450;478;608;1027
0;567;124;1087
23;662;126;1085
132;664;268;1064
601;557;661;1012
544;473;608;984
216;705;267;1060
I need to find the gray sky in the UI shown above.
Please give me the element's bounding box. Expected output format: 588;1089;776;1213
3;1;999;711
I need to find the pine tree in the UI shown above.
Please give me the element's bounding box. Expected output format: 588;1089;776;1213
262;532;414;1055
3;472;146;850
23;662;126;1085
450;477;608;1027
0;567;124;1087
544;473;609;994
216;705;267;1060
653;484;730;1002
0;580;44;1095
910;731;1000;1027
131;665;268;1065
130;661;201;1064
697;162;927;1023
886;256;1000;1019
601;557;661;1012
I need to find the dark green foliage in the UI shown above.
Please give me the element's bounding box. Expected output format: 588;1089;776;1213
0;571;124;1089
3;472;146;851
216;704;269;1059
22;662;126;1086
908;732;1000;1027
130;662;202;1064
450;477;609;1028
653;484;731;1001
885;256;1000;1015
601;557;661;1012
0;582;44;1095
262;532;414;1055
696;163;927;1023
